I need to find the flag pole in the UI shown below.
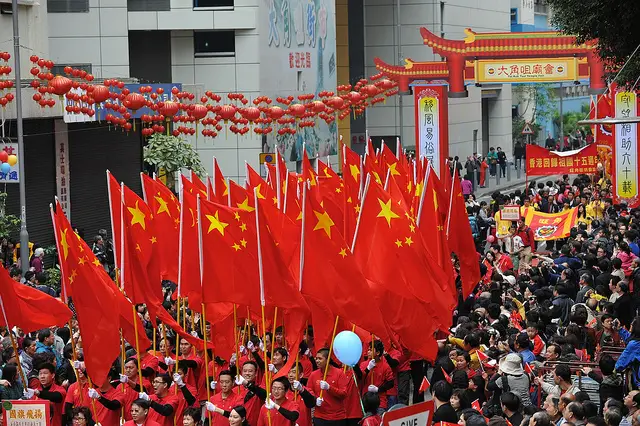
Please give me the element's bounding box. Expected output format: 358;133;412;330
232;304;241;395
253;187;272;426
121;332;126;423
0;295;28;386
131;305;145;390
416;163;432;227
446;164;457;237
202;303;213;426
319;316;340;400
351;175;371;253
370;334;375;385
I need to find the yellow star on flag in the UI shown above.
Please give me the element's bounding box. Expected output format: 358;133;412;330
234;211;241;221
377;198;400;227
433;189;439;210
60;228;70;260
335;187;342;193
349;164;360;181
240;239;247;248
237;197;255;212
394;239;403;248
409;223;416;233
206;210;229;235
414;182;424;197
92;258;101;267
150;236;157;244
339;248;347;258
347;196;352;204
405;236;414;246
388;162;400;176
372;172;382;185
313;210;335;238
255;184;266;200
323;167;332;178
155;195;170;216
128;201;147;229
354;205;361;214
232;242;242;251
78;257;86;265
239;223;247;232
136;243;142;252
69;269;78;284
272;196;278;205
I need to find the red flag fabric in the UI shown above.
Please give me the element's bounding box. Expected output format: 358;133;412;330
476;350;489;363
418;376;431;393
300;183;389;347
190;172;208;199
342;145;362;243
211;158;229;203
141;173;179;283
178;174;202;306
0;266;72;332
471;399;481;411
283;172;301;222
447;170;481;298
441;366;452;384
106;170;122;266
52;202;123;385
524;363;534;375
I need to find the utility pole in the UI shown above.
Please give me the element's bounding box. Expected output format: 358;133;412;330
12;0;30;273
396;0;403;145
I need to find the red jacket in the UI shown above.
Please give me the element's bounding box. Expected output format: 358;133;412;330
307;366;348;420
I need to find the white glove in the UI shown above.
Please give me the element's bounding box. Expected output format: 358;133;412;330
304;348;311;356
367;359;376;371
268;364;276;373
210;381;217;390
292;380;303;391
205;402;217;412
247;341;256;352
235;375;247;386
190;331;199;337
73;360;85;370
164;357;176;366
230;353;237;366
23;388;36;399
316;397;323;407
239;345;247;355
138;392;150;401
367;385;379;393
172;373;185;388
258;340;265;352
88;388;100;399
265;399;276;410
319;380;330;390
119;374;128;384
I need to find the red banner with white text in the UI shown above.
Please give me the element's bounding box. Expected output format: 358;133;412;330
525;144;599;176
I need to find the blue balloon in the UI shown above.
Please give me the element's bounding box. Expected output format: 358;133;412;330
333;331;362;367
0;163;9;174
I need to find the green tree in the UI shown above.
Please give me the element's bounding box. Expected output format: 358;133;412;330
143;134;206;189
512;84;554;143
544;0;640;87
553;103;591;137
0;191;20;239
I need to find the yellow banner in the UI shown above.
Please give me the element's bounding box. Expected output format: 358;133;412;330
614;91;638;205
476;58;577;83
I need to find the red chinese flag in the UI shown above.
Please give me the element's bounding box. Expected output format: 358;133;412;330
283;172;302;222
419;376;431;393
229;180;255;212
189;171;208;199
106;170;122;266
301;151;318;188
141;173;179;283
211;157;229;203
471;399;481;411
121;183;163;313
246;163;280;209
0;265;72;332
342;145;362;244
300;184;389;346
476;350;489;363
447;170;481;298
52;203;123;385
441;366;452;384
380;143;410;203
524;363;534;375
178;175;203;306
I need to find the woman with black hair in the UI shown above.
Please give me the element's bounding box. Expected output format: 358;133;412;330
71;407;95;426
229;406;250;426
0;364;24;400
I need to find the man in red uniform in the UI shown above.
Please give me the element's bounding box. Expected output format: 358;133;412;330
25;363;67;426
384;345;411;406
257;377;299;426
287;363;313;426
356;341;394;412
171;362;198;424
234;361;267;426
117;357;153;421
139;373;180;426
87;378;127;426
166;339;203;390
64;362;91;417
205;370;239;426
306;348;348;426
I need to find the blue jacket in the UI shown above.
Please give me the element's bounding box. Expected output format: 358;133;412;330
35;341;64;366
553;256;583;270
615;330;640;388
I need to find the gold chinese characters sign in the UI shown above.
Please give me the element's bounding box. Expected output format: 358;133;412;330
613;91;639;208
476;58;577;83
2;400;51;426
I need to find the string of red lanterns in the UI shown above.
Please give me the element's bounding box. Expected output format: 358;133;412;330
0;53;398;139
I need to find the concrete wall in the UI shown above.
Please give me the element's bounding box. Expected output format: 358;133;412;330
363;0;512;160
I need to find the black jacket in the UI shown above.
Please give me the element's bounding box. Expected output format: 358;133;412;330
433;403;458;424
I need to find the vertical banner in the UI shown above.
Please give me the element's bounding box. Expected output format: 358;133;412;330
54;120;71;218
414;84;449;178
613;91;639;207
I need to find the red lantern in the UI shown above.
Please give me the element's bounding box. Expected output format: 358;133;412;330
289;104;306;119
311;100;326;114
218;104;237;122
123;92;146;111
242;107;261;122
347;91;361;104
91;85;110;103
160;101;180;117
267;106;285;119
191;104;208;120
48;76;73;96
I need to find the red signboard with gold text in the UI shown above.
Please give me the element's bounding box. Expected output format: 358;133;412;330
525;144;599;176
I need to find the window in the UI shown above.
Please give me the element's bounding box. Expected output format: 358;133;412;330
47;0;88;13
194;31;235;57
510;8;517;24
51;63;92;76
127;0;169;12
193;0;232;9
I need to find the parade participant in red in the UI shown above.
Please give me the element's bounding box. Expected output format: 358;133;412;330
87;378;127;426
171;362;198;424
287;363;313;426
165;338;203;390
301;329;316;379
260;348;288;385
141;347;160;380
360;393;382;426
118;357;153;421
344;367;364;426
306;348;349;426
123;399;161;426
156;338;172;374
205;370;239;426
274;327;285;349
257;377;300;426
138;374;180;426
235;361;267;426
64;361;91;414
355;341;394;411
385;345;411;406
24;363;67;426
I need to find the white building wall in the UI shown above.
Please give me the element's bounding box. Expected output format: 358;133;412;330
364;0;512;160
